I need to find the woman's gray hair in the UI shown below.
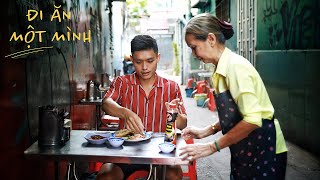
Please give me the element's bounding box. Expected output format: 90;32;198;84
185;13;234;44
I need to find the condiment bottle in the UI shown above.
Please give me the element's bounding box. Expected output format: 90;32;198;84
165;103;178;145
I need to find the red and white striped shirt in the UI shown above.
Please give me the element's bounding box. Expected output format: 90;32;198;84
105;73;186;132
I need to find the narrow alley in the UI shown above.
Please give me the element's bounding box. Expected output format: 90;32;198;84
160;71;320;180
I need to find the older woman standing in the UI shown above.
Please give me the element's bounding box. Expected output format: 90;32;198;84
180;13;288;179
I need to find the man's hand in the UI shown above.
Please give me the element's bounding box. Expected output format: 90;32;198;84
102;98;144;134
122;108;144;134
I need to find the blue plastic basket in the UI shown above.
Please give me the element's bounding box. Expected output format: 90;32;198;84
194;94;207;107
185;88;193;97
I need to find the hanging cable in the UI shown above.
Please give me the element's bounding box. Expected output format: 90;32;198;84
73;162;79;180
67;162;71;180
56;47;72;116
146;164;152;180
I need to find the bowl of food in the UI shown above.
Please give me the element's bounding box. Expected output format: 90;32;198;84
158;143;175;153
108;137;124;147
84;132;110;144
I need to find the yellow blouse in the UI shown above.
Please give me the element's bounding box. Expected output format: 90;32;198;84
212;47;287;154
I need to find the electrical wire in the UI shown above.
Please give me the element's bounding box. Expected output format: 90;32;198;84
67;162;71;180
147;164;152;180
73;162;79;180
56;47;72;117
48;51;54;104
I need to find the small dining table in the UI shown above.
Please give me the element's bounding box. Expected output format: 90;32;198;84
24;130;189;180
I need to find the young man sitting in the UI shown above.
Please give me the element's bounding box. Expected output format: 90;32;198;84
97;35;187;180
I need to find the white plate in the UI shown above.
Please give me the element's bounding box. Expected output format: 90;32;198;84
111;132;152;142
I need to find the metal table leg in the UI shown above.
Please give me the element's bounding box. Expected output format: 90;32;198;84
150;165;167;180
161;165;166;180
153;165;157;180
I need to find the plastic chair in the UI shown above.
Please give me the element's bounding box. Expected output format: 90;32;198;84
195;81;206;94
126;170;149;180
89;163;149;180
207;89;216;112
88;162;103;173
183;138;197;180
100;114;120;130
127;139;197;180
187;78;196;89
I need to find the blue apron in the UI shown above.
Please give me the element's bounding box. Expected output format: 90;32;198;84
214;90;278;179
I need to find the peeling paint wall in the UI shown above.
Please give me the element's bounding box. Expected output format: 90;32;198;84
18;0;113;139
1;0;114;179
257;0;320;50
256;0;320;155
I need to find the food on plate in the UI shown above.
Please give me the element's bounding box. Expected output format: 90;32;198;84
114;129;135;137
128;133;146;140
90;135;105;140
114;129;146;140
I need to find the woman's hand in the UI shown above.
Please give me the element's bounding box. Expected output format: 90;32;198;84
122;108;144;134
165;98;184;113
166;98;187;129
181;126;206;139
179;142;216;161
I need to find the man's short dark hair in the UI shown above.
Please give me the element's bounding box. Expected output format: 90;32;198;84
131;35;158;55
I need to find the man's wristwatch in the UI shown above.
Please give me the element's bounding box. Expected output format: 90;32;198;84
211;123;219;134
